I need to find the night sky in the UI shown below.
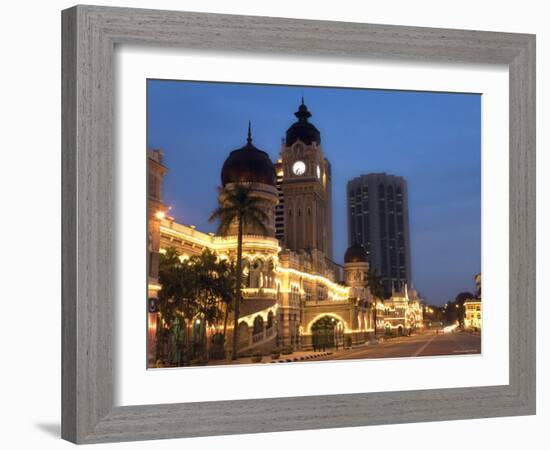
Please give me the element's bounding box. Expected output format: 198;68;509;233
147;79;481;306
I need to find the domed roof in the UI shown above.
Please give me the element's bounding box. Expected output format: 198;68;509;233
221;123;276;187
285;98;321;146
344;243;368;264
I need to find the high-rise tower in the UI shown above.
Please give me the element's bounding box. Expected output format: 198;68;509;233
280;99;333;258
274;159;285;243
347;173;411;295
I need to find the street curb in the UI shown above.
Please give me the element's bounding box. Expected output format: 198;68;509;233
269;351;333;363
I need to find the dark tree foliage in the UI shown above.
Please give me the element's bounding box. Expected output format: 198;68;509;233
443;292;474;327
455;291;474;304
156;247;236;365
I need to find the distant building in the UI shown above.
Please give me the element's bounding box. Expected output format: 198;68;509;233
463;300;481;331
347;173;412;295
376;284;424;336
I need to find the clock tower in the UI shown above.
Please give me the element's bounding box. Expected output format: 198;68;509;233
280;99;333;258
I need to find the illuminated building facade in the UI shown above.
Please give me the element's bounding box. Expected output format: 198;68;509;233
148;100;423;359
376;285;424;336
147;149;167;362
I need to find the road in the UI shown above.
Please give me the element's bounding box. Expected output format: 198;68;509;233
314;331;481;361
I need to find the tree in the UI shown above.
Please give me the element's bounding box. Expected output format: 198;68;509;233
209;184;269;360
157;247;199;365
213;259;236;342
455;292;474;304
191;250;224;324
455;292;474;327
366;267;385;336
157;248;232;364
186;250;220;359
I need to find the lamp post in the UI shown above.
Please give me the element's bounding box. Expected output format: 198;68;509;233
147;298;159;366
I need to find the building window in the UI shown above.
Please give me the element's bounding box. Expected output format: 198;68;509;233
253;316;264;335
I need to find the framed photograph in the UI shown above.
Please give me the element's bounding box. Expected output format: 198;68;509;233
62;5;535;444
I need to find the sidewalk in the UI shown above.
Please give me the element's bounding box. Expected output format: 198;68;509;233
270;350;333;363
208;348;337;366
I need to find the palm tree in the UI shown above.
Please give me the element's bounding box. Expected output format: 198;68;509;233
214;259;236;342
366;267;385;337
209;183;269;360
188;250;223;360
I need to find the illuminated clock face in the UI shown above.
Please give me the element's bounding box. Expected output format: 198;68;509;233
292;160;306;176
316;165;321;179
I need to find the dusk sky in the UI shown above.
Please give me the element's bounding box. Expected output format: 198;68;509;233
147;79;481;306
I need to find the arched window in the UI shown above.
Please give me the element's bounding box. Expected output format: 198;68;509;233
242;259;251;288
253;316;264;335
265;258;275;288
250;259;263;288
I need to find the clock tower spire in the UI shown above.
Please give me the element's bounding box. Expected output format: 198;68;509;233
280;99;333;258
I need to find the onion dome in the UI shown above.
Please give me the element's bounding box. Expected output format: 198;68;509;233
221;122;276;187
285;97;321;146
344;243;368;264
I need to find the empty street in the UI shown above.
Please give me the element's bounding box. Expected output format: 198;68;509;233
314;331;481;362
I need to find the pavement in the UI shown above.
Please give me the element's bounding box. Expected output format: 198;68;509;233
270;350;333;363
208;349;334;366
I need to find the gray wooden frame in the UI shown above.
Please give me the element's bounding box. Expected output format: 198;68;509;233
62;4;536;444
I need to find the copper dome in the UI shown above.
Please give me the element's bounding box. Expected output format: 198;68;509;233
221;123;276;187
344;243;368;264
285;98;321;146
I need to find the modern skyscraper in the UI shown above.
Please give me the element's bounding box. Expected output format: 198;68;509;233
347;173;411;295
